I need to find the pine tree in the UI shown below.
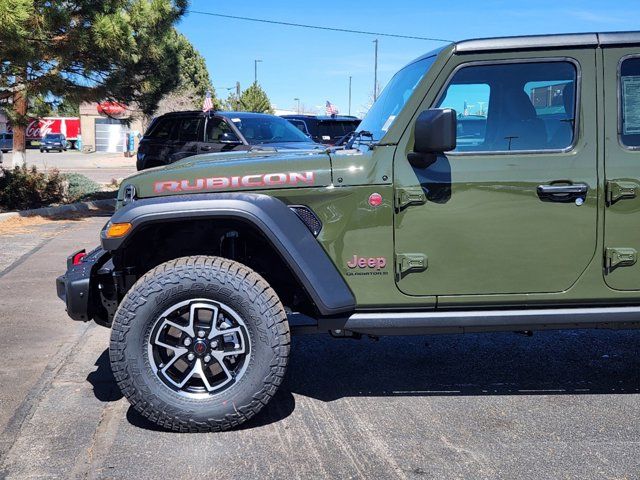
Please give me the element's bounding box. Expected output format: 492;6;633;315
239;83;273;114
0;0;191;166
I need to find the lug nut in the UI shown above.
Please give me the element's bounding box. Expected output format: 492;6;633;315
204;355;211;363
197;330;205;338
211;340;218;349
187;353;195;361
183;338;192;346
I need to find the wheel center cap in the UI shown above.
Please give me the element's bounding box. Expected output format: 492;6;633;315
193;340;207;356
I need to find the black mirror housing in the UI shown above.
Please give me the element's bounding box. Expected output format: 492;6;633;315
409;108;457;168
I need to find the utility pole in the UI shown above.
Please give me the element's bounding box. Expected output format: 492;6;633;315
254;59;262;84
294;97;300;114
236;81;241;110
348;76;352;116
373;39;378;102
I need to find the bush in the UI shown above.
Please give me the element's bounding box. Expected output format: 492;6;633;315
0;166;66;210
64;173;101;202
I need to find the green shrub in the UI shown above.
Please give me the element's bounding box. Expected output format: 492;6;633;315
0;166;66;210
64;173;101;202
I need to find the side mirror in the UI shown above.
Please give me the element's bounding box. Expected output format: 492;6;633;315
220;132;242;144
408;108;457;168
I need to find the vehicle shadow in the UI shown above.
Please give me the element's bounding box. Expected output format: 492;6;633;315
87;328;640;431
284;329;640;401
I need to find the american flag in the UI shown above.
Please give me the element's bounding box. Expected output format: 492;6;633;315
202;91;213;113
325;100;339;115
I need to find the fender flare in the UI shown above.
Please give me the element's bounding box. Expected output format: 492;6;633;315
101;193;355;316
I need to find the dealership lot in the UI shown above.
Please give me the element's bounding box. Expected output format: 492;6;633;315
0;215;638;478
1;150;136;185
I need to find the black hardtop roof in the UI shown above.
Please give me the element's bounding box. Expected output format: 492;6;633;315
158;111;281;119
454;31;640;53
282;114;360;122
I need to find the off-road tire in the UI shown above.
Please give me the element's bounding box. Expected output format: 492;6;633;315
109;256;290;432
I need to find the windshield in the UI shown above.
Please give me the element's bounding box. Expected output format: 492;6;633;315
44;134;62;140
230;116;312;144
357;56;437;142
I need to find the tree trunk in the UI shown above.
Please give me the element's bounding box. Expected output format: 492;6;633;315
11;86;27;168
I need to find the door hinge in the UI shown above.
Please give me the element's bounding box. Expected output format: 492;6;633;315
605;247;637;270
396;253;428;277
606;181;637;205
395;187;426;210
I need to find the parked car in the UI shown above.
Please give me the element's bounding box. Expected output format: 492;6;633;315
282;115;361;145
0;132;12;153
136;111;324;170
40;133;68;152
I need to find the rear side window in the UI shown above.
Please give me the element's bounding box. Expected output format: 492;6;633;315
178;117;202;142
288;120;309;135
620;57;640;148
436;60;577;153
147;118;175;139
317;121;360;140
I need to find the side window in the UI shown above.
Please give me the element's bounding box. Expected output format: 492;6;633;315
620;57;640;148
147;118;174;139
436;61;577;152
289;120;308;134
177;117;202;142
205;118;238;143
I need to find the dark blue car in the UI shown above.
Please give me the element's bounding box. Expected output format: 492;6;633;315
40;133;68;152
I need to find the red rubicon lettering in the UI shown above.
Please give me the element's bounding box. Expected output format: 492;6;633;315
152;171;316;193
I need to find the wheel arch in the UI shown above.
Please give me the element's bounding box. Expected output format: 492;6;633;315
101;193;355;317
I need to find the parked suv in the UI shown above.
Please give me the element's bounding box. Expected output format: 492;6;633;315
137;111;323;170
0;132;12;153
57;31;640;432
282;114;361;145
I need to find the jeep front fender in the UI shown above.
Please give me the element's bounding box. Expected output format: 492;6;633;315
100;193;355;316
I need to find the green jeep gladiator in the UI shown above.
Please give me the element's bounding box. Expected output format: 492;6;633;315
57;32;640;431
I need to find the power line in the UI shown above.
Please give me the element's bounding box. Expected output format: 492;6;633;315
187;10;453;43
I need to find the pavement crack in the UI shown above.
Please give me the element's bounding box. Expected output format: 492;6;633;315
0;322;94;463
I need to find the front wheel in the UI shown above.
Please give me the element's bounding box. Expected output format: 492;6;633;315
109;256;290;432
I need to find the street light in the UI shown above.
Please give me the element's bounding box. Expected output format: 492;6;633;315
254;59;262;84
294;97;300;114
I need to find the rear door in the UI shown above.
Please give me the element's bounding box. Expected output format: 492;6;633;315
602;49;640;289
170;116;204;162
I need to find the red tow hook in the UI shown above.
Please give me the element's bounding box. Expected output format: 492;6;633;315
72;251;87;266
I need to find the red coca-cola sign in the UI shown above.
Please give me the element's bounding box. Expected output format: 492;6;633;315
7;117;80;140
97;101;127;117
26;119;55;138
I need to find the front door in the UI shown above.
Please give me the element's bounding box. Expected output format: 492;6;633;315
198;117;249;155
394;51;599;297
602;49;640;290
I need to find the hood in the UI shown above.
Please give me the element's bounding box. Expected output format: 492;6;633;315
120;149;333;200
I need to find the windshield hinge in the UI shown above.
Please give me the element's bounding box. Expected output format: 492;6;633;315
396;253;428;279
605;247;637;271
395;187;426;211
606;181;637;205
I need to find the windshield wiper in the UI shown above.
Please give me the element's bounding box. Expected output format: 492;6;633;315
345;130;374;149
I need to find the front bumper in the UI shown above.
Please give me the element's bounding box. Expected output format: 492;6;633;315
56;247;111;322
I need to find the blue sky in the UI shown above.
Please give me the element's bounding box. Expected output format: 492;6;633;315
178;0;640;117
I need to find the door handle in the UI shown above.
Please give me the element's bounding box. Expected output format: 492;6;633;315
537;182;588;202
200;145;213;151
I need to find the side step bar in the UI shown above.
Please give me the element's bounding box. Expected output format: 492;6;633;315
305;306;640;336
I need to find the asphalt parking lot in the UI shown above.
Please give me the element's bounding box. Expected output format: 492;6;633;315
0;215;639;479
1;149;136;184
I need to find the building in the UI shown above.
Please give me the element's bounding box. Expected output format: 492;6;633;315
79;102;145;153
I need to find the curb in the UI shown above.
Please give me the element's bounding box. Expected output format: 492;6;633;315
0;199;116;224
